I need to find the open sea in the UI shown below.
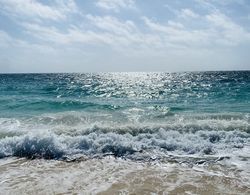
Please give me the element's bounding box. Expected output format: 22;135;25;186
0;71;249;194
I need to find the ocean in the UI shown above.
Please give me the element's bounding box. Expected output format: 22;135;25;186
0;71;249;194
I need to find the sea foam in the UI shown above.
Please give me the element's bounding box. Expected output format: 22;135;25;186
0;127;249;161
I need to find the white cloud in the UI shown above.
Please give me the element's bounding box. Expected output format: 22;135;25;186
0;30;14;47
193;0;217;11
86;15;137;35
167;21;184;29
206;12;250;45
22;22;119;46
142;17;212;47
95;0;136;12
142;10;250;48
0;0;78;21
0;30;55;52
19;10;250;57
85;15;164;50
19;15;163;54
207;0;246;6
179;9;199;19
194;0;247;12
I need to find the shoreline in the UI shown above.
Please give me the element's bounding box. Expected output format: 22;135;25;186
0;157;249;194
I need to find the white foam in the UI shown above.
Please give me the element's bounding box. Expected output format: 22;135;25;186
0;127;249;161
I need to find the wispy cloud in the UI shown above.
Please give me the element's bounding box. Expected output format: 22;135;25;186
95;0;136;12
206;0;246;6
0;0;78;21
143;9;250;48
142;16;212;48
0;29;55;52
86;15;137;35
21;17;151;49
179;9;199;19
0;30;14;47
206;12;250;45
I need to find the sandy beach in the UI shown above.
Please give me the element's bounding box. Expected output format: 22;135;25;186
0;156;249;194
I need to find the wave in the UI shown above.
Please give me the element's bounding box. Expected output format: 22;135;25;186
1;112;249;137
0;110;249;162
0;99;121;116
0;129;249;161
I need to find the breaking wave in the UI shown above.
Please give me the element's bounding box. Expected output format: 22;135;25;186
0;127;249;161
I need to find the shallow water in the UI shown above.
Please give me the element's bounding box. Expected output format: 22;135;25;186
0;157;249;194
0;72;249;193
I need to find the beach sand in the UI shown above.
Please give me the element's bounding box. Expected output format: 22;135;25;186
0;157;249;195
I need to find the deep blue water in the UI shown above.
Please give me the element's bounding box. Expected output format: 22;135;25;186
0;71;249;160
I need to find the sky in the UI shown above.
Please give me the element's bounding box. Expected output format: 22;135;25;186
0;0;250;73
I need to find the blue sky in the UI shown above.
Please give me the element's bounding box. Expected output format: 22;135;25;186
0;0;250;73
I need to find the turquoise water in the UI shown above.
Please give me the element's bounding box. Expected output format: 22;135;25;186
0;71;249;161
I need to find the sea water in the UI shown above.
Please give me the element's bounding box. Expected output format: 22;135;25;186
0;71;249;194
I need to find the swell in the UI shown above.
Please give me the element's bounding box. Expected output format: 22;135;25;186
0;99;120;115
0;112;249;136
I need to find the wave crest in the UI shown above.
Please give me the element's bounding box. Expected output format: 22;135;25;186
0;129;249;160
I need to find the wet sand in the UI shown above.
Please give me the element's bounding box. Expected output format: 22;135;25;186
0;157;249;195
